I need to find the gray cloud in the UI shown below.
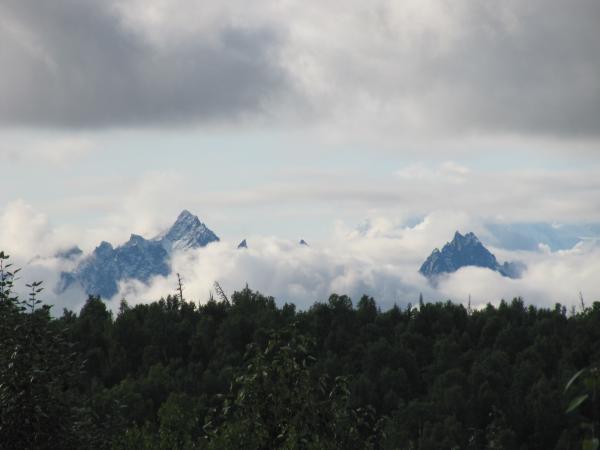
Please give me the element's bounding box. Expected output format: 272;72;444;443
425;0;600;137
0;0;599;138
291;0;600;139
0;0;288;128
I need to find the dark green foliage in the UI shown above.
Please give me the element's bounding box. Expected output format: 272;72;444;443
564;367;600;449
2;251;600;449
203;326;382;449
0;253;96;449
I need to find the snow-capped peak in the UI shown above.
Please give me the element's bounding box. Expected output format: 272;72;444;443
157;210;220;253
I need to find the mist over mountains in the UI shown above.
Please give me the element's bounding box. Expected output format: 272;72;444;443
57;211;324;300
0;201;594;313
53;209;589;302
58;210;220;299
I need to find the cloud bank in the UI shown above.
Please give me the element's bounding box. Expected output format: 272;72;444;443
107;223;600;313
3;202;599;315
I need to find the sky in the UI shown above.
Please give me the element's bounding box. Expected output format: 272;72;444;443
0;0;599;312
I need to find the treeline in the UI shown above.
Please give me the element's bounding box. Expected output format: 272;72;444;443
1;252;600;449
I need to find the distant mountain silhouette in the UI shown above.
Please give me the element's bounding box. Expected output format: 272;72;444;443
57;211;219;299
420;231;524;280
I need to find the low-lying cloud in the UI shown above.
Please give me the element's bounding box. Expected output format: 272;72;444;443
109;226;600;313
4;203;598;315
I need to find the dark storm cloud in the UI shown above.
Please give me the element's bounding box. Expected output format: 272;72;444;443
0;0;288;128
0;0;599;137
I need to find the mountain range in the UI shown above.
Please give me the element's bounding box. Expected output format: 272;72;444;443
57;212;525;299
57;210;219;299
419;231;524;280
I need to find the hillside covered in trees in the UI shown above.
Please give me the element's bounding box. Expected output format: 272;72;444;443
1;251;600;449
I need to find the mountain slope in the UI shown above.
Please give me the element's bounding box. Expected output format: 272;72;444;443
419;231;523;279
58;210;219;299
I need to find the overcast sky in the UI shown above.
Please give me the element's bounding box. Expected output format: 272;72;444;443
1;0;599;310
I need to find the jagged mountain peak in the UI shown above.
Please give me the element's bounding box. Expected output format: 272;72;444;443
177;209;195;220
237;239;248;249
420;231;523;280
57;210;220;299
95;241;114;256
126;234;147;245
171;210;202;231
159;210;220;253
449;231;480;247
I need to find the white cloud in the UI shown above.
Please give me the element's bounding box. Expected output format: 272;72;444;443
108;236;434;312
20;257;88;314
0;200;52;258
105;214;600;313
0;202;87;312
440;240;600;309
3;202;600;315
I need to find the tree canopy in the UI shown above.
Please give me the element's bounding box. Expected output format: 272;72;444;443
1;252;600;449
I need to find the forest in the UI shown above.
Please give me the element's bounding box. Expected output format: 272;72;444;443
1;250;599;450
